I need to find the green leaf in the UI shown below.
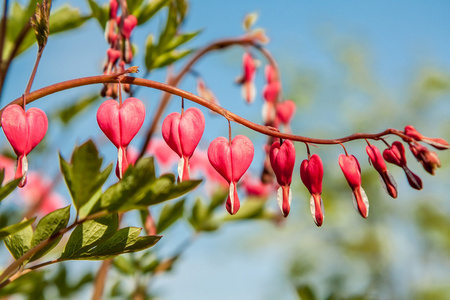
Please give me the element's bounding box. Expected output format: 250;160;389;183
60;213;118;259
208;189;228;213
86;0;109;30
157;199;185;234
188;198;220;232
0;169;5;185
296;284;317;300
29;206;71;261
96;157;156;212
152;48;193;69
126;0;145;16
0;178;21;203
144;34;155;70
49;5;90;36
55;94;100;124
0;218;36;242
60;140;112;211
113;255;135;275
157;3;178;52
4;219;34;261
136;0;170;25
77;227;161;260
164;30;201;53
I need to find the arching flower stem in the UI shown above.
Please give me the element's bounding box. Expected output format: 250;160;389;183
2;72;412;147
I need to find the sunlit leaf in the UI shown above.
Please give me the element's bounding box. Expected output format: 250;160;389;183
0;218;36;242
4;218;34;261
137;0;170;25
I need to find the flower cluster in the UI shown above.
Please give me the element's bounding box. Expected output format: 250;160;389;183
102;0;138;97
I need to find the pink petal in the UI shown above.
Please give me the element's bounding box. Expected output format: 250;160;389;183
119;97;146;147
269;140;295;186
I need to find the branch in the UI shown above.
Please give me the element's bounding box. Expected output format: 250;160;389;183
137;36;278;158
0;73;410;145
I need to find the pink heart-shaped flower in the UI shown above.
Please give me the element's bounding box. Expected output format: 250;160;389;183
162;107;205;159
97;97;145;149
208;135;254;215
1;104;48;157
208;135;254;184
276;100;296;125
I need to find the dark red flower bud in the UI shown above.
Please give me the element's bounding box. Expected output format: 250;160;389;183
383;141;422;190
409;143;441;175
366;144;397;198
339;154;369;218
270;140;296;217
300;154;324;226
404;125;449;150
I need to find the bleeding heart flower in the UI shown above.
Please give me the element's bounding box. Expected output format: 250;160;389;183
366;144;398;198
208;135;254;215
236;52;258;104
269;140;296;217
409;142;441;175
300;154;325;226
383;141;422;190
339;154;369;218
263;64;281;103
97;97;145;179
1;104;48;187
162;107;205;182
146;137;179;174
241;174;274;198
404;125;449;150
275;100;296;132
121;15;138;39
109;0;118;19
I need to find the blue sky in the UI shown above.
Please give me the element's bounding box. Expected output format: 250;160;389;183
1;1;450;299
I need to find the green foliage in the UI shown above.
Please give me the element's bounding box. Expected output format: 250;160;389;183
136;0;170;25
188;198;221;232
0;218;36;242
0;177;22;204
90;157;200;214
29;206;71;261
60;140;112;211
4;220;34;261
73;227;161;260
86;0;108;30
60;213;119;259
54;94;100;124
157;198;185;234
30;1;51;50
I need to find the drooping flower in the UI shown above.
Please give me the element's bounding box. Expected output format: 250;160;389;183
409;142;441;175
236;52;258;104
383;141;422;190
162;107;205;182
404;125;449;150
208;135;254;215
300;154;325;226
97;97;145;179
366;144;398;198
1;104;48;187
241;173;274;198
275;100;296;132
269;140;296;217
263;64;281;103
339;154;369;218
146;137;179;174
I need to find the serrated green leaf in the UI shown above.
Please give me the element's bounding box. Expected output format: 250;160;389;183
60;213;118;259
157;199;185;234
164;30;201;53
137;0;170;25
0;178;21;203
0;218;36;241
4;219;34;261
77;227;161;260
152;48;193;69
60;140;112;211
86;0;109;30
30;206;71;261
55;94;100;124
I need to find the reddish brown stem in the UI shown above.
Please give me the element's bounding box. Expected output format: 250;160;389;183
1;73;411;145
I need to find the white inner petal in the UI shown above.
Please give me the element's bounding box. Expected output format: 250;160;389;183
229;182;235;212
117;147;123;178
177;157;184;182
276;186;283;214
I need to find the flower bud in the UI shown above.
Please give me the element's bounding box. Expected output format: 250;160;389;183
339;154;369;218
300;154;324;226
383;141;422;190
404;125;449;150
366;144;397;198
409;143;441;175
